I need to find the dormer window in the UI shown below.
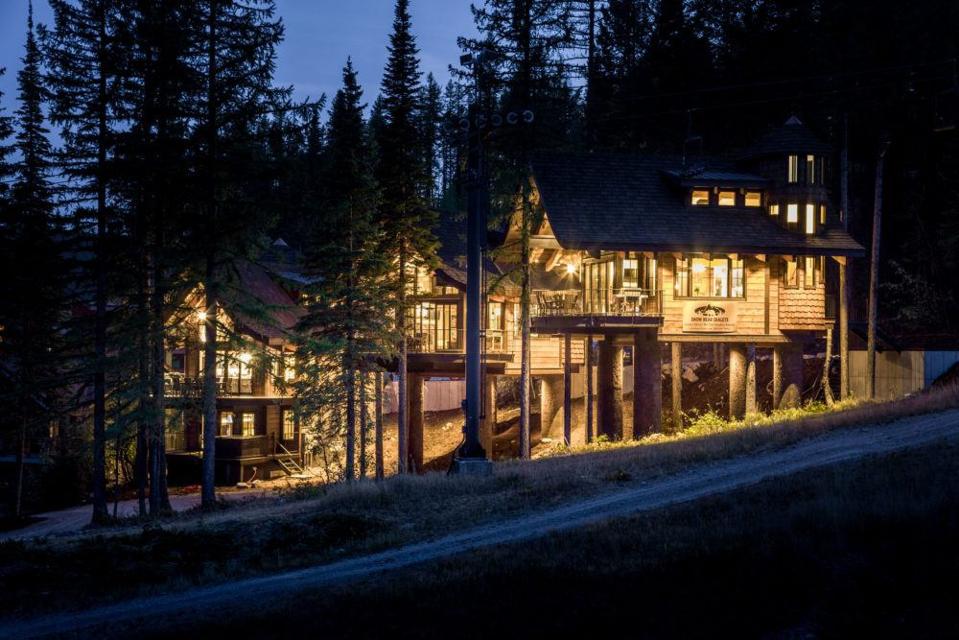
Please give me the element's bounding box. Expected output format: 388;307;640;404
787;203;799;224
718;191;736;206
788;155;799;183
745;191;762;207
806;155;816;184
690;189;709;206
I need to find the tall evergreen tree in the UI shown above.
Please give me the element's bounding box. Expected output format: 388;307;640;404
0;68;12;196
417;72;442;205
187;0;285;509
44;0;131;525
298;59;389;482
0;3;64;519
376;0;436;474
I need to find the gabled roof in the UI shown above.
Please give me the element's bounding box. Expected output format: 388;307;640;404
529;152;864;257
740;116;832;159
432;209;504;288
222;260;304;343
662;167;770;188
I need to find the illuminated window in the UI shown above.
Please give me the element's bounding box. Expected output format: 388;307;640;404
690;189;709;206
819;204;826;224
804;256;816;288
241;413;255;437
788;155;798;183
769;203;779;216
784;259;799;289
675;255;745;298
787;203;799;224
219;412;234;436
282;410;295;440
745;192;762;207
805;204;815;234
718;191;736;206
806;155;815;184
283;354;296;382
622;255;639;288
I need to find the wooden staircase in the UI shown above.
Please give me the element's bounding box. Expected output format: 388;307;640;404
275;441;312;479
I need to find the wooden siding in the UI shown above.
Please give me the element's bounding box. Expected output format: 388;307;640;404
505;335;585;374
777;257;827;331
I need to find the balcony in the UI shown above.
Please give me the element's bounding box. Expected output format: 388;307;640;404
532;288;663;333
164;373;262;398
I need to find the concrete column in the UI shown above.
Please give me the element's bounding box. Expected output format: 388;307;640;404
479;374;497;458
779;343;804;409
596;336;624;440
745;345;757;416
408;374;424;472
633;331;662;438
670;342;682;431
538;376;564;438
728;344;746;420
563;333;572;446
772;346;783;408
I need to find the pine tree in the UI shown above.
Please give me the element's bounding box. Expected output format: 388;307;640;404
0;3;64;519
0;68;12;196
44;0;132;525
417;72;442;205
187;0;285;509
298;59;390;482
376;0;436;474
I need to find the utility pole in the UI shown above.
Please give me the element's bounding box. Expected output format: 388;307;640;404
866;137;890;400
453;52;493;475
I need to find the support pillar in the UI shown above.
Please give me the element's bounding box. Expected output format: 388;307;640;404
670;342;682;431
585;336;594;444
633;331;662;438
538;376;563;438
772;346;783;409
839;261;850;399
563;333;572;446
779;343;804;409
596;336;624;440
729;344;746;420
479;374;497;458
408;374;424;472
745;345;757;416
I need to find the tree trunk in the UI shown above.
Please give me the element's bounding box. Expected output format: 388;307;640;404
839;114;851;399
150;242;170;514
822;327;835;405
201;256;218;508
518;186;532;458
344;360;356;482
374;370;384;481
359;367;368;479
670;342;682;431
14;414;26;519
397;245;408;473
866;141;889;400
585;336;593;444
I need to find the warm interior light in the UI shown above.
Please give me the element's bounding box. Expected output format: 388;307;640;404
239;352;252;365
197;310;207;322
692;263;707;274
565;263;577;275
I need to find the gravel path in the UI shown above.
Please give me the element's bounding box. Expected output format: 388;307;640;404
4;408;959;639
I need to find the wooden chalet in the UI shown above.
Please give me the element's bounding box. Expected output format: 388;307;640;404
165;254;306;485
496;116;865;439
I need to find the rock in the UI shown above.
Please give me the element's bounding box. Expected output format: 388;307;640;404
682;365;699;383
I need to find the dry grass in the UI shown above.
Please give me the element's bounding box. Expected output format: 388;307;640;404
1;385;957;618
167;439;959;639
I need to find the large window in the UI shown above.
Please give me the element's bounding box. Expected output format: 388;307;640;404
805;204;816;234
675;256;745;298
219;412;234;436
282;410;295;441
240;413;256;437
584;259;616;313
788;155;799;183
408;302;459;352
622;253;657;291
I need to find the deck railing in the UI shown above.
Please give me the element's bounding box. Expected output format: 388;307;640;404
164;373;261;397
533;288;662;318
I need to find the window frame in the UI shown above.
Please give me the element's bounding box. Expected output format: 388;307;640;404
788;155;799;183
717;190;737;207
744;191;762;207
674;255;746;300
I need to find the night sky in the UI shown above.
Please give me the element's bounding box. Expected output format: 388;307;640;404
0;0;476;117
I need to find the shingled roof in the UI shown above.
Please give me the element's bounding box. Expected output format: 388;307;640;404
530;152;864;257
740;115;833;159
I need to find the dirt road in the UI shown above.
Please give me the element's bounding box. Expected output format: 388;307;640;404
4;408;959;639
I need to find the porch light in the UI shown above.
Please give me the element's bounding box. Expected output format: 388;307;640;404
565;263;577;275
197;310;207;322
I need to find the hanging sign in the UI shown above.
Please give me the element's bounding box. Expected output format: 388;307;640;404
682;301;737;333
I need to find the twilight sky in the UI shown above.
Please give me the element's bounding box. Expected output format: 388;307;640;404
0;0;477;118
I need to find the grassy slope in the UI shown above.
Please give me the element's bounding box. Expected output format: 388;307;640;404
155;440;959;639
0;386;957;619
